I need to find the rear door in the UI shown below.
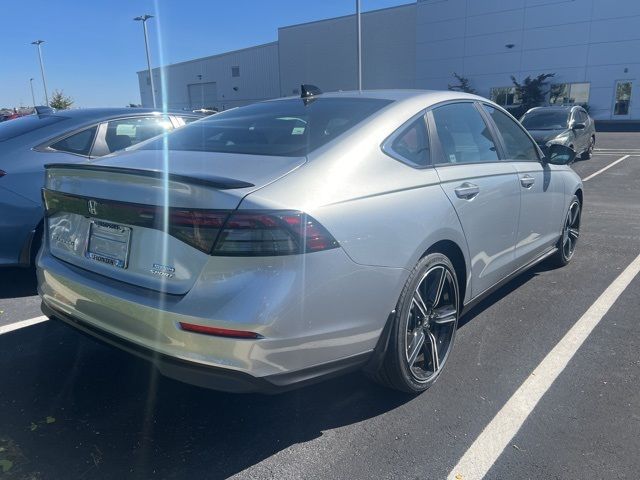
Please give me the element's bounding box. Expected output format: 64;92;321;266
482;104;565;264
429;102;521;297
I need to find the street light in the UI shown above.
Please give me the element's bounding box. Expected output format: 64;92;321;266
29;78;36;108
356;0;362;91
31;40;49;106
134;14;157;108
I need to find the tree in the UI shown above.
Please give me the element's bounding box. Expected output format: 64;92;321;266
49;90;74;110
510;73;555;113
448;72;477;94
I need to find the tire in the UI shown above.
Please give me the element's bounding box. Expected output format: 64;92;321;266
371;253;460;394
581;136;595;160
549;195;581;268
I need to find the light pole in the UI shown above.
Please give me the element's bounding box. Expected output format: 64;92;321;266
356;0;362;91
31;40;49;106
196;74;204;109
29;78;36;107
134;14;157;108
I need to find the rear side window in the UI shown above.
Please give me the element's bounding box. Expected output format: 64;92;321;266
385;116;430;167
141;98;392;157
432;103;499;165
49;126;98;156
105;116;173;153
0;115;67;142
483;105;539;161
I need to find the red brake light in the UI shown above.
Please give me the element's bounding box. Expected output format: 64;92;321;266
179;322;260;339
212;211;339;256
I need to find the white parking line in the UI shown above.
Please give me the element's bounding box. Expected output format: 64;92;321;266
447;252;640;480
582;155;630;182
0;316;48;335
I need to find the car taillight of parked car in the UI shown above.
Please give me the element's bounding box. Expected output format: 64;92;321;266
211;211;339;256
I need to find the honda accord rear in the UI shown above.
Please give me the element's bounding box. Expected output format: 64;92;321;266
37;93;412;392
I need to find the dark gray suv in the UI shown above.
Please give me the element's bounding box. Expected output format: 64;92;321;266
520;106;596;160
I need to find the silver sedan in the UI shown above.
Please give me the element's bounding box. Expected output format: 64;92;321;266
37;90;582;394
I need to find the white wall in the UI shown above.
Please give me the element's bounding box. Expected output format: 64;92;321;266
137;42;280;111
416;0;640;120
137;1;639;121
278;4;416;96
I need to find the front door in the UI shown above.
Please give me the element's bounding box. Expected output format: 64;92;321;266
481;104;565;265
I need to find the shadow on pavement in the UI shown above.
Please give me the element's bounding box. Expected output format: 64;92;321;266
0;321;411;479
0;258;561;479
0;267;37;299
458;259;558;329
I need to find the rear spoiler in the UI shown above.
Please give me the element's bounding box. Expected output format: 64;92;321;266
44;163;255;190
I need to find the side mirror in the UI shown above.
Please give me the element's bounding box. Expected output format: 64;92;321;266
544;144;576;165
572;122;586;130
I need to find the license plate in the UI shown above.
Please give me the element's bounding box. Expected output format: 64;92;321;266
86;220;131;269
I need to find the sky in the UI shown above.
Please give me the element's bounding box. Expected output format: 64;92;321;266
1;0;409;108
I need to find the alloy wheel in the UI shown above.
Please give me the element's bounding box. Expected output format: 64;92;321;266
405;264;458;383
562;200;581;261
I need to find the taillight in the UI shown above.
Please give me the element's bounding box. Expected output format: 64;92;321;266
169;209;228;253
212;211;339;256
179;322;261;339
0;170;6;178
42;189;339;256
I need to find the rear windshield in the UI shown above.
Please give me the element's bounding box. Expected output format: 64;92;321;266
141;97;392;156
0;115;68;142
520;110;569;130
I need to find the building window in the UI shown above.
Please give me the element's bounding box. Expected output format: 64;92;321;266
231;66;240;77
146;76;151;86
614;81;632;116
549;83;590;105
490;87;521;107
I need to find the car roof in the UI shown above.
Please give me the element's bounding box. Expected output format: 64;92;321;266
272;89;483;102
263;89;488;113
526;106;578;113
41;107;201;121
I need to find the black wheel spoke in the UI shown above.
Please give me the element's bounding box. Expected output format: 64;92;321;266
412;291;429;319
432;267;447;307
426;330;440;372
407;330;425;367
431;306;457;325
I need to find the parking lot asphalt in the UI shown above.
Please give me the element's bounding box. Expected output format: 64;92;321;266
0;132;638;479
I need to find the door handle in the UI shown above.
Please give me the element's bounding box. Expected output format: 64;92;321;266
520;175;535;188
454;182;480;200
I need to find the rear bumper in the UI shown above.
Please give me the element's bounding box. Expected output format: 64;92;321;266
37;243;406;390
42;301;369;393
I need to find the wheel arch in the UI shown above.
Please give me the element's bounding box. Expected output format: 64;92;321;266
424;239;468;307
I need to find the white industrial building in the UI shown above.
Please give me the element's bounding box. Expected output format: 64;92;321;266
138;0;639;122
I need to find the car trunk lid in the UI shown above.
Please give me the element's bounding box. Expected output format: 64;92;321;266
43;150;305;294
